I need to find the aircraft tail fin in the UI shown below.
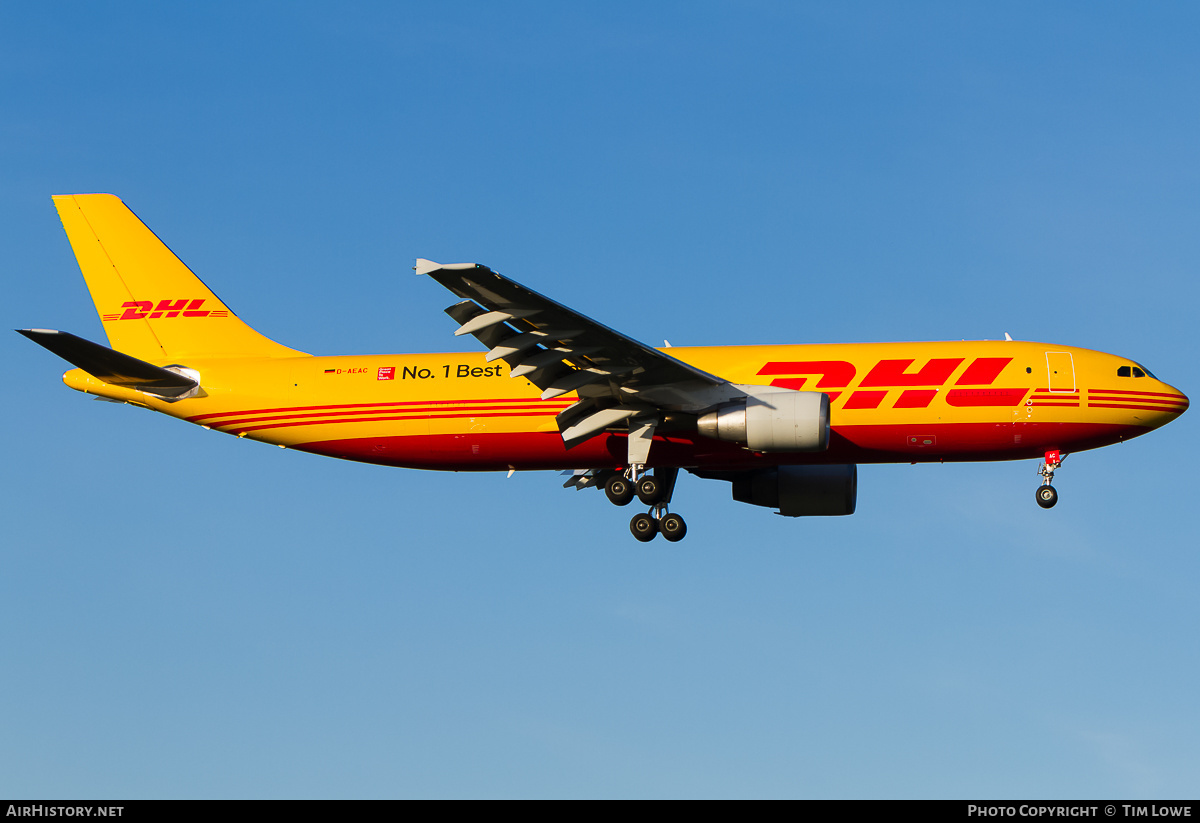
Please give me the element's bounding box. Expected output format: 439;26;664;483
52;194;306;361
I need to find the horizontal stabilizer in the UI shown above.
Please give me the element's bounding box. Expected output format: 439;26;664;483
17;329;199;398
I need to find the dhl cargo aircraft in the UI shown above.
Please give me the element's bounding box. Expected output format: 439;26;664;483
20;194;1189;541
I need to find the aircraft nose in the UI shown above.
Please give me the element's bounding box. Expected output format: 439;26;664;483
1167;384;1189;414
1102;377;1189;428
1152;380;1188;420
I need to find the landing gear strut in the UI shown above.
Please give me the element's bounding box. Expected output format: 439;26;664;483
566;466;686;539
1036;449;1063;509
603;417;688;541
622;466;686;542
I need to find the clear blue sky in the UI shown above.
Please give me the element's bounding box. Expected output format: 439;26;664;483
3;1;1198;798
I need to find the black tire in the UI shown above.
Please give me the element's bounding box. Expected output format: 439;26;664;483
1036;485;1058;509
605;475;634;506
629;512;658;542
636;476;663;505
658;513;687;542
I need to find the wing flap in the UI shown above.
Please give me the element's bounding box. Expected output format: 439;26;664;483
561;406;641;446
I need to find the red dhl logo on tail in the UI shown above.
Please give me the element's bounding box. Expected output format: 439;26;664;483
101;299;230;321
758;357;1027;409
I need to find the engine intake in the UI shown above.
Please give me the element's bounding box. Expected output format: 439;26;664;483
697;389;829;452
732;464;857;517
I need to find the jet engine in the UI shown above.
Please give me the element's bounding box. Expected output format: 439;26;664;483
696;388;829;452
732;464;857;517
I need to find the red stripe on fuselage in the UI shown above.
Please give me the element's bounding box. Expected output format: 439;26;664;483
290;420;1150;472
1089;389;1188;398
1088;402;1187;413
187;396;573;423
945;388;1029;407
227;408;563;435
210;403;568;429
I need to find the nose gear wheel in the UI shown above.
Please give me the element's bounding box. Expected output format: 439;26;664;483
1035;450;1064;509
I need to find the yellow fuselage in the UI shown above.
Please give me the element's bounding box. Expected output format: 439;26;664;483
63;339;1188;472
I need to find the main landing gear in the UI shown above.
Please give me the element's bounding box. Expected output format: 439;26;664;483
1036;449;1064;509
604;467;687;542
576;415;687;542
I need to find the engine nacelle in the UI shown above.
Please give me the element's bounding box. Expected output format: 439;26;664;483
697;387;829;452
732;464;857;517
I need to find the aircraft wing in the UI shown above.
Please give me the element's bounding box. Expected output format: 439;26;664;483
416;259;742;451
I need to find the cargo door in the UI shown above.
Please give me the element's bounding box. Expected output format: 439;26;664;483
1045;351;1075;393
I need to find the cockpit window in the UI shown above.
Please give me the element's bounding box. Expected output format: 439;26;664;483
1119;363;1157;378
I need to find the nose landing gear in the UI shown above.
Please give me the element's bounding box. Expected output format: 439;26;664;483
1036;449;1063;509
